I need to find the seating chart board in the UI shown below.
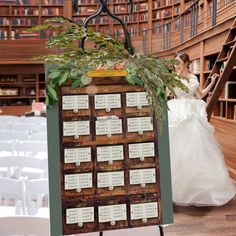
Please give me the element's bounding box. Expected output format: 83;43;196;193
47;76;173;235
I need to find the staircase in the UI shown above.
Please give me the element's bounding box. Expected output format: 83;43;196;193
205;17;236;120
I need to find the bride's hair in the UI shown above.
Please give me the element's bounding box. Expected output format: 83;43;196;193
175;51;191;72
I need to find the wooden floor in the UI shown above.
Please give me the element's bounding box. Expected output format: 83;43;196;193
165;195;236;236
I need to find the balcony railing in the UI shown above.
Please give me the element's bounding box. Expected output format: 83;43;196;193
150;0;236;53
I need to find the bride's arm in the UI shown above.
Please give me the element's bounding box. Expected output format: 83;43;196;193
196;74;219;99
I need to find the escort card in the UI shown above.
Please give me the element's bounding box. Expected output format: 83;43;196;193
129;168;156;186
128;142;155;160
126;92;149;108
62;95;89;111
130;202;158;221
95;94;121;111
64;147;91;164
98;204;127;223
65;173;93;191
63;121;90;137
97;145;124;163
66;207;94;225
96;117;122;136
127;117;153;133
97;171;124;189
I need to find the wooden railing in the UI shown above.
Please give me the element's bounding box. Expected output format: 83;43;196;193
150;0;236;53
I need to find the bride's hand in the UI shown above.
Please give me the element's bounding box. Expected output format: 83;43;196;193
211;73;219;84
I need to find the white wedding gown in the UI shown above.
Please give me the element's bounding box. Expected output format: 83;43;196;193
168;74;236;206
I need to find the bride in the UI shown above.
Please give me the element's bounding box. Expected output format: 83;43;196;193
168;51;236;206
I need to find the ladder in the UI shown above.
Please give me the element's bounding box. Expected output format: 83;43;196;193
205;17;236;120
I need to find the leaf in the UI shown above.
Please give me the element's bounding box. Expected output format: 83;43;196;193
126;76;135;85
48;70;61;79
59;70;69;86
47;85;58;101
70;68;79;78
133;76;143;86
71;79;83;89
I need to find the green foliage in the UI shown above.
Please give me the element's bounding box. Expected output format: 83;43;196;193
31;17;188;129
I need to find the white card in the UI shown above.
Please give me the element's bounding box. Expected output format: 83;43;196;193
128;142;155;159
64;147;91;164
95;94;121;110
63;121;90;136
98;204;127;223
126;92;149;107
129;168;156;185
130;202;158;220
62;95;89;110
65;173;93;190
127;117;153;133
96;118;122;135
97;171;124;188
66;207;94;224
97;145;124;162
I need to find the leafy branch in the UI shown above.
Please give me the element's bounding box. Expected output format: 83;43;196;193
30;17;188;130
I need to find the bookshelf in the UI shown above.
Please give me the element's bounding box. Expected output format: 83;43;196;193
72;0;149;38
0;64;45;116
0;0;64;40
203;53;236;122
152;0;181;35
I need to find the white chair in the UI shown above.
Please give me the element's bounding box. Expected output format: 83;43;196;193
0;156;47;179
14;141;47;158
24;178;49;216
0;115;22;123
0;141;13;156
0;121;11;130
0;141;14;177
0;216;50;236
29;132;47;142
0;177;25;216
0;130;28;142
12;122;43;135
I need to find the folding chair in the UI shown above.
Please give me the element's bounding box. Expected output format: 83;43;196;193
0;130;28;142
0;177;25;216
0;115;22;123
0;156;47;179
29;132;47;142
14;141;47;159
24;178;49;216
12;122;43;135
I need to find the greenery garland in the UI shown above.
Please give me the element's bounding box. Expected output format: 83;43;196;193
30;17;188;130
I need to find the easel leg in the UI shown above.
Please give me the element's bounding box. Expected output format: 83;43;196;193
159;225;164;236
99;232;103;236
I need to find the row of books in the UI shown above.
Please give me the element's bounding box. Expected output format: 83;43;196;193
74;16;109;25
153;10;172;19
152;0;180;8
0;27;61;40
12;8;39;16
42;8;62;16
153;24;162;34
42;0;64;4
2;18;38;26
77;0;98;4
73;14;147;25
1;0;64;5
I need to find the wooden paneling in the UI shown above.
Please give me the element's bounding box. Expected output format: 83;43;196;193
0;106;31;116
0;40;53;61
210;117;236;181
